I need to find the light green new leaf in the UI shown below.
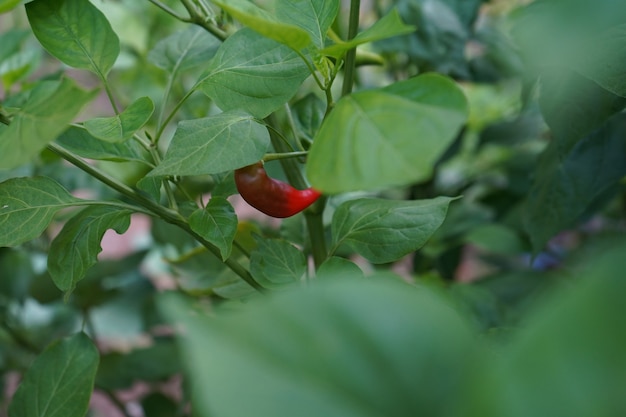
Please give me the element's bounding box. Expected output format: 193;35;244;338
575;23;626;97
84;97;154;143
26;0;120;77
188;197;238;261
249;236;306;289
197;29;311;119
213;0;310;50
0;0;21;13
8;333;99;417
56;126;148;164
275;0;339;48
160;278;476;417
0;78;97;170
331;197;456;264
307;74;467;193
0;176;82;247
148;111;269;177
148;26;221;73
47;205;132;295
322;9;415;58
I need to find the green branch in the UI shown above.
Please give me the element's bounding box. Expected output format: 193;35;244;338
341;0;361;97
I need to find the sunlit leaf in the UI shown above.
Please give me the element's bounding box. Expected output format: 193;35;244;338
188;197;238;261
148;25;221;73
249;236;306;288
275;0;339;48
83;97;154;143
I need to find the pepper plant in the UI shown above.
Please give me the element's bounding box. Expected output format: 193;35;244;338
2;0;626;416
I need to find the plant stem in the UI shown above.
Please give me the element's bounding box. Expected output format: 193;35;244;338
263;151;309;162
341;0;361;97
180;0;227;41
47;143;261;291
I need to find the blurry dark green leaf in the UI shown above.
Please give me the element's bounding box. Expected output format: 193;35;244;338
249;236;306;289
0;48;39;89
83;97;154;143
275;0;339;49
0;29;29;61
188;197;238;261
47;205;132;296
26;0;119;77
524;113;626;252
161;278;476;417
0;248;34;300
148;111;269;177
148;25;221;73
316;257;364;280
0;176;82;247
322;9;415;58
8;333;99;417
291;93;326;141
197;29;310;118
331;197;455;264
141;393;179;417
465;224;525;255
212;0;311;50
0;79;97;170
56;126;148;164
307;74;467;193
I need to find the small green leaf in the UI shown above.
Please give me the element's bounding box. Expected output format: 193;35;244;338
148;26;221;73
47;205;132;296
0;0;22;13
322;9;415;58
331;197;456;264
0;176;82;247
275;0;339;49
26;0;120;77
188;197;238;261
197;28;310;119
316;257;364;280
8;332;99;417
307;74;467;193
249;236;306;289
83;97;154;143
56;126;148;164
212;0;311;50
148;111;269;177
0;78;97;170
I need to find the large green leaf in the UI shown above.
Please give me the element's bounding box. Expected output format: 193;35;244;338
196;29;310;119
322;9;415;58
56;126;148;164
8;333;99;417
47;205;132;296
188;197;238;261
0;78;97;170
330;196;455;264
148;26;221;73
83;96;154;143
161;278;477;417
147;111;269;177
26;0;120;77
307;74;467;193
249;236;306;289
524;113;626;252
275;0;339;49
212;0;311;50
0;176;82;247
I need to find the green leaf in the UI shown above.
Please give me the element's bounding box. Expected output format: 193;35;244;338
249;236;306;289
472;241;626;417
0;176;82;247
148;26;221;73
321;9;415;58
160;278;476;417
575;23;626;97
331;197;455;264
25;0;120;77
0;0;22;13
147;111;269;177
188;197;238;261
524;113;626;252
83;97;154;143
275;0;339;49
56;126;148;164
307;74;467;193
47;205;132;296
316;257;364;280
197;28;310;119
0;78;97;170
8;333;99;417
212;0;311;50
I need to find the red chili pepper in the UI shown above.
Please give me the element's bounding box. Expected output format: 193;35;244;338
234;161;321;218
